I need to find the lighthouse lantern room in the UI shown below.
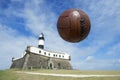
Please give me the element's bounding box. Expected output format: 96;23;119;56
38;33;45;49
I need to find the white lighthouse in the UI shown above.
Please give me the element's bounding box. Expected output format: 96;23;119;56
11;32;72;69
38;33;45;49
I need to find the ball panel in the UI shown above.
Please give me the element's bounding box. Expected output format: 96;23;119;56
78;10;91;41
57;16;70;41
57;16;70;28
69;11;81;42
58;28;70;41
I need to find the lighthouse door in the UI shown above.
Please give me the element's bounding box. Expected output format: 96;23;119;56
50;63;53;69
48;58;54;69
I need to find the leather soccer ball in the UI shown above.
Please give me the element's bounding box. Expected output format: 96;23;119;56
57;9;91;43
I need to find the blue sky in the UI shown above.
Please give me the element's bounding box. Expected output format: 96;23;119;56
0;0;120;70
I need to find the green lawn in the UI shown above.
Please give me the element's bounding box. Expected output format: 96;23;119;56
0;69;120;80
0;69;18;80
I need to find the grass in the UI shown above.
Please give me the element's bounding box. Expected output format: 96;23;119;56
0;69;120;80
0;69;18;80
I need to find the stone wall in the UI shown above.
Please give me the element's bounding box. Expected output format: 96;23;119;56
50;58;72;69
10;58;24;68
27;53;49;69
10;51;72;70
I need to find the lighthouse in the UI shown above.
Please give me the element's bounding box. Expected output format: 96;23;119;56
11;32;72;69
38;33;45;49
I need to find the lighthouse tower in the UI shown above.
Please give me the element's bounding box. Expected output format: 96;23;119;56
38;33;45;49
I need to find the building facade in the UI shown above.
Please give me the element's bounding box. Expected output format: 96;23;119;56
10;33;72;70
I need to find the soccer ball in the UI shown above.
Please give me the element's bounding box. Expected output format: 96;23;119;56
57;9;91;43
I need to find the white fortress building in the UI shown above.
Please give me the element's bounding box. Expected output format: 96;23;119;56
29;46;71;60
11;33;72;69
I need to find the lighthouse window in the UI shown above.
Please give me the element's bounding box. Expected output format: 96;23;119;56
59;55;61;57
39;50;41;53
44;52;46;55
53;54;55;57
48;53;50;56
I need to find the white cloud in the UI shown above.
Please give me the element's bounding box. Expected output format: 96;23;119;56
23;0;56;35
0;24;36;69
85;56;94;61
73;57;120;70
